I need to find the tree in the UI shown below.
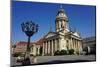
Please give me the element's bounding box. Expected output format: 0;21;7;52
60;50;67;55
54;50;60;55
68;49;74;55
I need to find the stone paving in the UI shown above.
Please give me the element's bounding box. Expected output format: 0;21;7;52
36;55;96;63
11;55;96;66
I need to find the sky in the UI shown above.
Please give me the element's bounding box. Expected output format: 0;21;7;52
11;1;96;44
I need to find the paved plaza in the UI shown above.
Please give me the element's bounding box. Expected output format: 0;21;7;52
11;55;96;66
36;55;96;64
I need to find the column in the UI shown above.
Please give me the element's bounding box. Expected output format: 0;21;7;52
42;42;44;56
77;41;79;52
51;40;54;55
34;45;36;56
73;39;75;50
44;42;45;55
50;40;52;55
47;41;48;54
48;41;50;55
56;22;58;30
66;40;70;50
45;42;47;55
75;40;76;49
53;39;55;53
58;38;61;50
74;39;76;50
57;39;59;50
55;39;57;51
38;47;40;55
75;40;77;51
59;21;61;29
46;41;48;55
69;38;71;49
71;38;73;49
75;39;77;51
76;40;78;51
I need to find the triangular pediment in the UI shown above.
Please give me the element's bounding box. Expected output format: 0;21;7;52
73;32;80;37
44;32;57;38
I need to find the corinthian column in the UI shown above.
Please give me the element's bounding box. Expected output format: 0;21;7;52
51;40;54;55
42;42;44;56
57;38;60;50
48;41;50;55
70;38;73;49
45;42;47;55
55;39;57;51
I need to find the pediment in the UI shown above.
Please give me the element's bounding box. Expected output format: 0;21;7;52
73;32;80;37
44;32;57;38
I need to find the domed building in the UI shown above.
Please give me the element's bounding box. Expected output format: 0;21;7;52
41;5;83;56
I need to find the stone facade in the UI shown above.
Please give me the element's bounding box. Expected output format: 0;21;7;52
14;42;37;56
82;36;96;54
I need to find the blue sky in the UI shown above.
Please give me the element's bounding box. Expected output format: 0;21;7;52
11;1;96;44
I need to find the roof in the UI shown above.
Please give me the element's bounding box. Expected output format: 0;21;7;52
16;41;34;46
35;38;45;46
14;41;35;53
58;8;65;13
43;31;59;38
82;36;96;42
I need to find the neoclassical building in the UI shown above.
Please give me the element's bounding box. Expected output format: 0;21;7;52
42;6;83;55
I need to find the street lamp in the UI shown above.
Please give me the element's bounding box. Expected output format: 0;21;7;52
21;21;38;65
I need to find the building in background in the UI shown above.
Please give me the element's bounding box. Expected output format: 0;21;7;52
14;42;36;56
11;43;16;55
35;38;45;55
13;40;44;56
82;36;96;55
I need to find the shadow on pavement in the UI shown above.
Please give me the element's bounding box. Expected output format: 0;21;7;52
13;59;96;67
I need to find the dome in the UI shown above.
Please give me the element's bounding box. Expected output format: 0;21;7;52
58;8;65;13
56;8;68;20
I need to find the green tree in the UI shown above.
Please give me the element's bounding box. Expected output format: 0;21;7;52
68;49;74;55
54;50;60;55
60;50;67;55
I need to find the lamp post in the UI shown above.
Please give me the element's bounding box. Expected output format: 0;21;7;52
21;21;38;65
